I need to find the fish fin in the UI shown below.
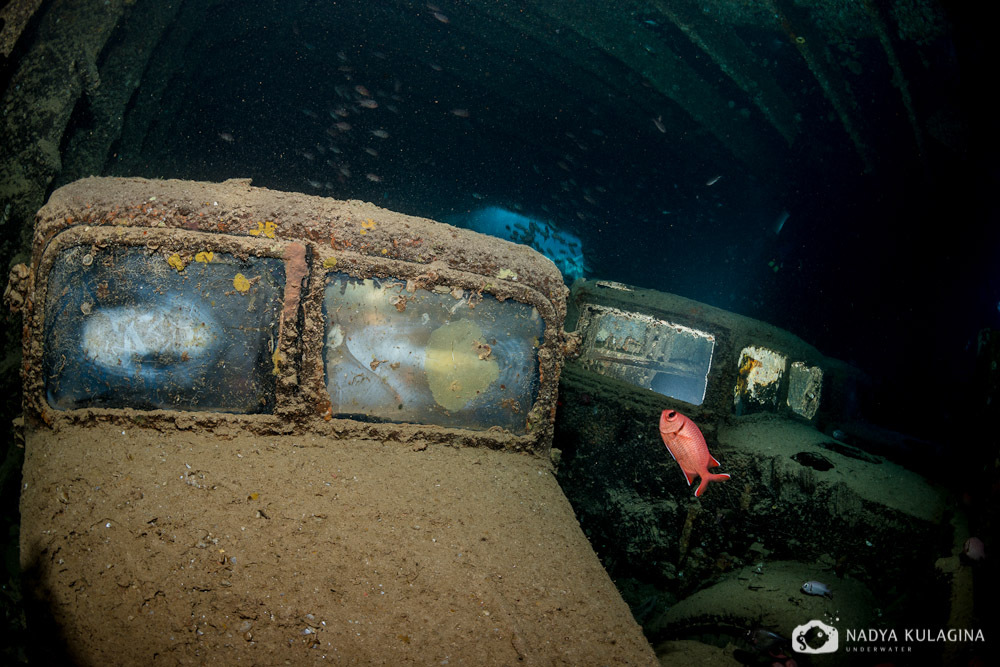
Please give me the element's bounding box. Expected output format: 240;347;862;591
708;454;721;468
694;472;731;497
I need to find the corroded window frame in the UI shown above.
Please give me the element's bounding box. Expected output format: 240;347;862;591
564;279;859;426
17;177;569;454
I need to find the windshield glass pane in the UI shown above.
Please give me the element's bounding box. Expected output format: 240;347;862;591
575;304;715;405
42;245;285;413
323;274;543;432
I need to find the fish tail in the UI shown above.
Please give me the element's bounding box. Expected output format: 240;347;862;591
694;473;731;497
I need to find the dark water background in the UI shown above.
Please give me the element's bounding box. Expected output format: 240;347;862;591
99;1;999;445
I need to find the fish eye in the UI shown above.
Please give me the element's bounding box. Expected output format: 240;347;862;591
667;410;676;418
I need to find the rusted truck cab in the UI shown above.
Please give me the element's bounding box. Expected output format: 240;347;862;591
554;280;964;663
10;177;657;665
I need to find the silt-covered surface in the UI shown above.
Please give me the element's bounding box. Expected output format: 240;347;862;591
20;423;657;665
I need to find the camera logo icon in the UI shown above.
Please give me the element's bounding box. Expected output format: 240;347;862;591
792;620;839;654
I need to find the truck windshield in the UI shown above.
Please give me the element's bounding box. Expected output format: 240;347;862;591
323;273;543;432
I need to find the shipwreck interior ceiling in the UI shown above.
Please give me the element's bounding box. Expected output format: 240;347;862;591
0;0;995;430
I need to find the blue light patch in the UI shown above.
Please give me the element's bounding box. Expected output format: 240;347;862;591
458;207;588;281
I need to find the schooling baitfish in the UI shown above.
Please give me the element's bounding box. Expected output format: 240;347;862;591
658;409;731;497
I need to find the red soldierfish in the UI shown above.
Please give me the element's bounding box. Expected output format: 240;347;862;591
658;409;730;497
